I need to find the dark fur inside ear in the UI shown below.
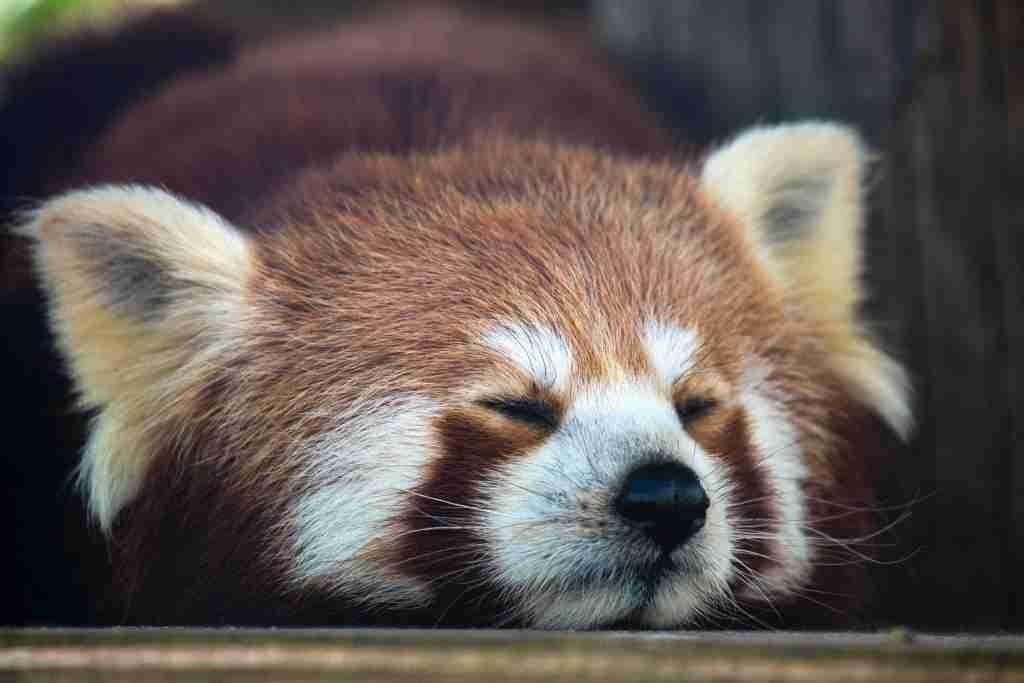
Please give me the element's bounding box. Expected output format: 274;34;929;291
74;226;179;321
701;123;912;438
761;173;834;245
21;185;251;328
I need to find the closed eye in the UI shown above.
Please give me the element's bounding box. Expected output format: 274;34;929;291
675;396;718;424
477;397;560;430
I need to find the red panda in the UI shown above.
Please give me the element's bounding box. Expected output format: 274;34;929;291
5;8;911;628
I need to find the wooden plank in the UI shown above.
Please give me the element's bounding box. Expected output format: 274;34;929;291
2;629;1024;682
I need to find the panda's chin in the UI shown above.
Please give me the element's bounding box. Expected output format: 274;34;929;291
525;564;718;630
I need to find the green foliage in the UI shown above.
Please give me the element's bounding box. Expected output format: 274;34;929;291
0;0;120;63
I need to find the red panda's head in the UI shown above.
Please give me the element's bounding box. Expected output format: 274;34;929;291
23;123;910;627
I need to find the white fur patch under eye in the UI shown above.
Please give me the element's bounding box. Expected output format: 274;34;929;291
481;323;574;389
289;394;438;608
739;372;812;598
643;321;699;386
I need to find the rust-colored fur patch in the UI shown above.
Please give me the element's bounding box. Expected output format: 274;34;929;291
12;6;908;628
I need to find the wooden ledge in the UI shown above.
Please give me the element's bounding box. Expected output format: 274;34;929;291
3;629;1024;681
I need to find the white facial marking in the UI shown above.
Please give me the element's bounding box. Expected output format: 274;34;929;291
738;365;811;598
289;394;438;608
482;323;573;390
641;564;732;627
530;586;640;630
482;379;736;628
643;321;700;386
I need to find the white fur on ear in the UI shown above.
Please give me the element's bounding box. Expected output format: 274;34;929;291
19;185;252;530
702;123;912;438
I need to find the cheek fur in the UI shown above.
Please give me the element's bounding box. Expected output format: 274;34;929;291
390;407;553;623
286;395;440;612
691;408;783;589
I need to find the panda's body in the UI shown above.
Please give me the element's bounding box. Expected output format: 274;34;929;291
6;8;909;628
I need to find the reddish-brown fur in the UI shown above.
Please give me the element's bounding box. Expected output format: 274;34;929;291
6;8;897;626
103;139;873;625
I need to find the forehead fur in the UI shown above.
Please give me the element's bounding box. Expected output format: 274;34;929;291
246;139;784;398
479;319;706;396
482;324;574;390
643;321;700;386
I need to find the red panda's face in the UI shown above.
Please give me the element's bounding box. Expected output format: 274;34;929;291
405;322;759;628
23;126;911;627
281;316;774;628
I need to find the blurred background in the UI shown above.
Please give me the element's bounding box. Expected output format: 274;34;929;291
1;0;1021;632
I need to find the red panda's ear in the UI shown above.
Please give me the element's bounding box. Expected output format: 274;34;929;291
701;123;912;439
19;186;252;530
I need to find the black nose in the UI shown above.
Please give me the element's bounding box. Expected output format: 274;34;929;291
614;461;709;552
